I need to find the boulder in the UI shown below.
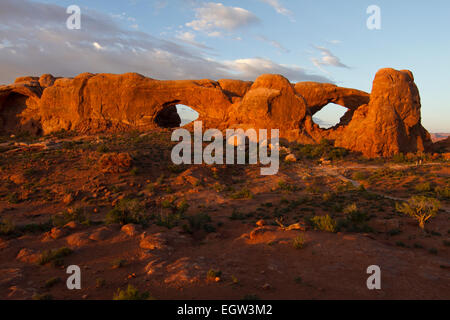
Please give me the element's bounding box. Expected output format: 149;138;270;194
140;233;167;250
99;152;133;173
121;224;142;237
66;232;91;247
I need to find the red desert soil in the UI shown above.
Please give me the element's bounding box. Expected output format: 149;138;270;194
0;130;449;300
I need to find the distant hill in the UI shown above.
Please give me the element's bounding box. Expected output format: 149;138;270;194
430;133;450;142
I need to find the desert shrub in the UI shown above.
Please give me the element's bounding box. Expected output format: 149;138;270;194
388;229;401;236
291;139;349;161
230;187;253;199
292;234;305;249
154;210;182;229
113;285;151;300
277;180;298;192
435;186;450;200
396;196;440;230
105;198;148;226
19;221;53;234
176;199;190;214
322;192;335;202
96;278;106;288
229;209;247;221
392;153;407;163
6;192;20;204
415;182;432;193
167;164;186;174
96;145;110;153
32;293;53;300
52;207;91;227
183;212;215;234
206;269;222;281
339;203;371;233
352;171;367;181
44;277;61;289
310;215;337;233
38;247;73;266
213;183;225;193
0;219;16;236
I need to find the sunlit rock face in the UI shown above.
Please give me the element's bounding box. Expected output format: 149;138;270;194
0;68;432;157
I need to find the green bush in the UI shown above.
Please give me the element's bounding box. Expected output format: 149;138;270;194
396;196;440;230
291;139;349;161
415;182;432;193
339;203;371;233
277;180;298;192
0;219;16;236
44;277;61;289
435;186;450;200
52;207;91;227
310;215;337;233
38;247;73;266
113;285;151;300
105;198;148;226
392;153;407;163
230;187;253;199
183;213;215;234
292;234;305;249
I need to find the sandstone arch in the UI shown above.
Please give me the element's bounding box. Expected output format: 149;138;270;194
294;82;370;116
0;68;433;157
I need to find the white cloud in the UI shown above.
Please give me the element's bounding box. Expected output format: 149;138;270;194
207;31;222;38
176;31;196;42
224;57;330;82
0;0;331;85
259;0;293;17
311;46;350;71
186;2;260;33
92;42;105;51
328;40;342;45
174;30;213;49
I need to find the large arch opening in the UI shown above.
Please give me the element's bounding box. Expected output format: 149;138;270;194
177;104;199;127
312;103;347;129
154;102;200;128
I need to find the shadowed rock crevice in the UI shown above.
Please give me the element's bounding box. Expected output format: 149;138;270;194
154;102;182;128
0;92;42;135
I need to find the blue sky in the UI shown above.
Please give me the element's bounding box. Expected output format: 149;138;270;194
1;0;449;131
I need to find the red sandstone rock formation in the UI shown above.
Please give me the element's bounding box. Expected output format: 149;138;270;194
0;68;432;157
328;69;432;157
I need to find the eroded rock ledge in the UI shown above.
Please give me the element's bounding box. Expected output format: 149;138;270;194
0;68;432;157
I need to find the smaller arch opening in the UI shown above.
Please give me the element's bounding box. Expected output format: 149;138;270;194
177;104;199;127
312;103;347;129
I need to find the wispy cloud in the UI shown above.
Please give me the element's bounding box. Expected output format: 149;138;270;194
259;0;293;18
0;0;331;85
311;46;350;72
186;2;260;33
255;35;289;53
224;57;330;83
175;31;214;50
